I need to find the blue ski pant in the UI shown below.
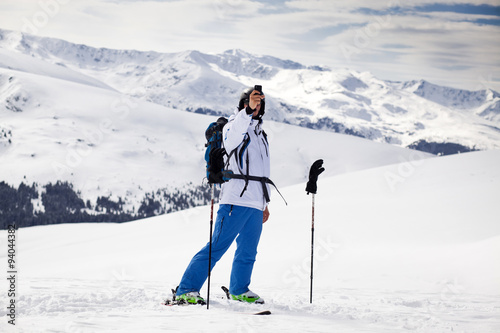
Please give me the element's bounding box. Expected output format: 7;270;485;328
176;204;263;296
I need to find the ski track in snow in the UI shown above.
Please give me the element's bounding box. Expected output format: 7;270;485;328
0;278;498;332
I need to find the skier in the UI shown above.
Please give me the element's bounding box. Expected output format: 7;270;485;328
175;86;271;305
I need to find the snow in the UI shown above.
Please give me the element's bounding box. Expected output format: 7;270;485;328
2;28;500;151
1;27;500;332
0;48;113;91
1;150;499;332
0;58;433;213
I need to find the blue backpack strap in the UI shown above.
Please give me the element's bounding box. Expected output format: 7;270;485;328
205;117;228;183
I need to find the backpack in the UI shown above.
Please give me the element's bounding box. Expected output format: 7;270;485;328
203;115;287;204
205;117;228;184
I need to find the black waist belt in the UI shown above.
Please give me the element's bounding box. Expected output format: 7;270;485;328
223;172;287;205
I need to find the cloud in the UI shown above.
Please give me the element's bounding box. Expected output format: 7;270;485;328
0;0;498;91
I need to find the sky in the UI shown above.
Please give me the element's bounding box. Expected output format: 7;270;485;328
0;0;499;92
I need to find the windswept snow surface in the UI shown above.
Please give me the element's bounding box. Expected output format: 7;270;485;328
1;150;499;332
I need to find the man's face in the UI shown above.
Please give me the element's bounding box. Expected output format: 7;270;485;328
245;103;261;118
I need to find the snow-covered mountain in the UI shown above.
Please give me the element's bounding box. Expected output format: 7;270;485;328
1;28;499;154
2;28;500;225
1;28;440;225
1;28;499;331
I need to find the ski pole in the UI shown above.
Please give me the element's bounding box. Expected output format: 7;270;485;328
305;159;325;304
310;193;315;304
207;184;215;309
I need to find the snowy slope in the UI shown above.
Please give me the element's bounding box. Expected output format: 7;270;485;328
0;55;433;215
0;150;499;332
0;48;113;91
1;28;499;152
3;27;500;218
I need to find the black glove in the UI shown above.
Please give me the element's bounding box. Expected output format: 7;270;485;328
305;159;325;195
245;106;256;115
208;147;226;184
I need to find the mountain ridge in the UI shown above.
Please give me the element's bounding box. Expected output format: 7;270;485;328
0;46;433;227
1;28;499;227
1;28;499;153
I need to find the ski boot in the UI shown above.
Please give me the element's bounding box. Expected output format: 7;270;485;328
230;290;265;304
176;291;206;305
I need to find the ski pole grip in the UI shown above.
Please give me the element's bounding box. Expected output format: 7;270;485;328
306;159;325;195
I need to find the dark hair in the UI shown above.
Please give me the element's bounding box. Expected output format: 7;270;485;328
238;87;266;120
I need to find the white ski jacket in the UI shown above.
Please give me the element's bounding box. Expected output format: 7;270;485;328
220;108;271;211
